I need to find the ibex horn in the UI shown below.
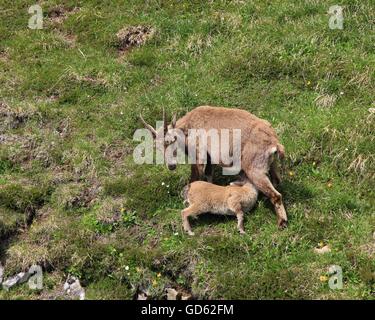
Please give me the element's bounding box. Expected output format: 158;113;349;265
139;114;157;137
163;107;167;133
172;113;177;127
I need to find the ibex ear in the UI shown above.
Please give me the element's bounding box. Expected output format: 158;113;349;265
172;113;177;128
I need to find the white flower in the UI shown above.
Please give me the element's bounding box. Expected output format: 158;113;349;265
174;232;179;236
340;91;344;95
125;266;129;271
161;182;165;186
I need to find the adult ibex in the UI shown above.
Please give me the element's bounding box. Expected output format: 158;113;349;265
140;105;287;228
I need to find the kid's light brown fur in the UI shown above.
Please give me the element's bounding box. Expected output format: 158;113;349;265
182;180;258;235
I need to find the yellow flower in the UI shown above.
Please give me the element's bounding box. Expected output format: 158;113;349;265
288;171;294;177
136;267;141;273
318;241;324;248
120;207;125;213
152;279;158;287
320;275;328;282
307;80;311;85
327;182;333;188
157;273;162;278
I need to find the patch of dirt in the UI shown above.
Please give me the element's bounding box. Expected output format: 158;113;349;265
55;118;71;138
54;31;77;48
72;73;109;87
360;242;375;258
0;134;37;165
101;141;132;165
47;5;80;25
64;182;101;209
0;102;35;132
0;48;10;62
0;133;57;168
116;25;155;52
95;198;123;225
149;256;197;299
0;134;34;146
314;94;337;108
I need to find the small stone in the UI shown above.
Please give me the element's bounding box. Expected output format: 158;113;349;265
69;280;81;292
166;288;180;300
64;276;85;299
314;245;331;254
137;292;148;300
65;277;85;300
78;291;85;300
63;282;70;291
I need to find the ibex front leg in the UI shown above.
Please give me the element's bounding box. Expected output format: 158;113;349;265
181;205;201;236
190;164;205;182
247;169;287;228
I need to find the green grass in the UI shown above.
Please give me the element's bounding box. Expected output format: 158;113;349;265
0;0;374;299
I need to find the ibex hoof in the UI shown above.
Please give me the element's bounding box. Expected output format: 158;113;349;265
187;231;195;236
239;230;246;235
277;219;288;229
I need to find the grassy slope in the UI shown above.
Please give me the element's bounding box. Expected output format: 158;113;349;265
0;0;374;299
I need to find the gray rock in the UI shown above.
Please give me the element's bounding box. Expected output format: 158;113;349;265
2;271;31;291
166;288;180;300
137;292;148;300
63;282;70;291
0;264;3;284
18;272;31;284
2;276;19;291
64;276;85;300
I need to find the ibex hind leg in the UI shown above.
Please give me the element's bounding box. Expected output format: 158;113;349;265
270;162;281;187
190;164;206;182
246;169;287;229
205;161;213;183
